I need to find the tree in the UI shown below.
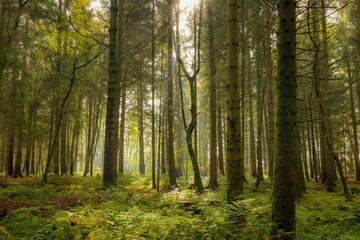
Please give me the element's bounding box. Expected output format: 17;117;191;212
176;0;204;193
226;0;243;201
271;0;297;237
103;0;119;187
206;1;218;189
263;1;275;178
167;0;179;189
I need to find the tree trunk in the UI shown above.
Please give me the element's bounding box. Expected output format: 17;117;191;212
295;129;307;197
138;78;145;175
346;53;360;181
263;1;275;179
167;0;178;189
53;100;60;175
6;127;14;177
207;2;218;189
271;0;297;237
117;0;125;175
218;106;225;175
14;128;23;178
255;54;264;187
249;57;256;178
60;115;67;175
83;99;93;177
226;0;243;201
309;100;318;182
103;0;119;187
151;0;156;189
240;0;246;184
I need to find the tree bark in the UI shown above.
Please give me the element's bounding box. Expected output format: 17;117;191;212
218;106;225;175
271;0;297;237
346;53;360;181
226;0;243;201
103;0;119;187
167;0;178;189
138;78;145;175
263;1;275;179
207;2;218;189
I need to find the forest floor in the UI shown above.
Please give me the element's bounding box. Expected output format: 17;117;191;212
0;174;359;240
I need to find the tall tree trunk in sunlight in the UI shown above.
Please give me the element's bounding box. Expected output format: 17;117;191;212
167;0;179;189
151;0;157;189
176;0;204;193
117;0;125;175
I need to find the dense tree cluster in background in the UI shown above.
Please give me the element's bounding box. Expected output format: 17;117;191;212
1;0;360;237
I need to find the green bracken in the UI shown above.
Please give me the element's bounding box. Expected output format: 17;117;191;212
0;176;359;239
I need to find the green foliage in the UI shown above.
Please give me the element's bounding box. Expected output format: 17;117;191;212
0;206;57;240
1;176;360;239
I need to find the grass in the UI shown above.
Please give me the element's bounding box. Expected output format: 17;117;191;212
0;174;359;239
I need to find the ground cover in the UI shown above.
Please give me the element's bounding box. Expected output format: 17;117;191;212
0;175;359;239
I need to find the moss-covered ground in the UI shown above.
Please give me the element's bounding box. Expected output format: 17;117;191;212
0;175;359;239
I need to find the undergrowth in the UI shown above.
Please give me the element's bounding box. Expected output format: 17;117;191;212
0;174;359;239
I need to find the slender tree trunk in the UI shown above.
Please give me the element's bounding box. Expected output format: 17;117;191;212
239;0;246;183
83;99;93;177
53;101;60;175
246;20;261;178
249;58;256;178
226;0;243;201
271;0;297;237
167;0;178;189
301;125;310;180
1;133;6;173
255;56;264;187
263;2;275;179
295;129;307;197
138;78;145;175
207;2;218;189
103;0;119;187
346;53;360;181
60;115;67;175
69;95;82;175
306;116;314;178
151;0;156;189
117;0;125;175
14;129;23;178
118;86;126;174
218;106;225;175
309;100;318;182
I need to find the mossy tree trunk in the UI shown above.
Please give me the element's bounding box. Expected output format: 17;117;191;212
226;0;243;201
271;0;297;237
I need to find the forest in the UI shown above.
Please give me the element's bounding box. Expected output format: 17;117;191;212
1;0;360;239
